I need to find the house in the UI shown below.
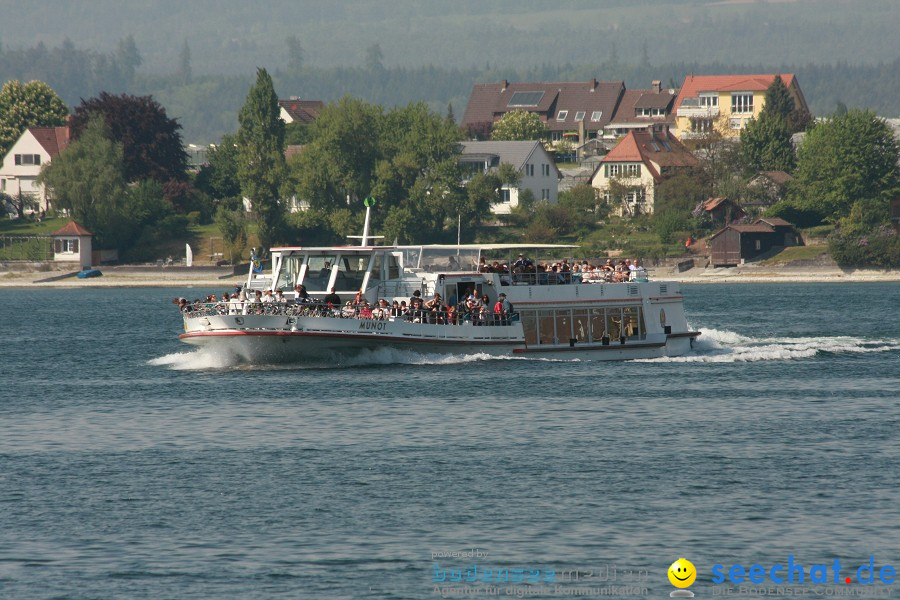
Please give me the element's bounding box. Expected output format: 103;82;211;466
602;80;677;140
672;74;808;139
708;217;801;266
747;170;793;206
460;79;625;148
458;141;561;214
51;221;92;269
278;98;324;125
0;126;70;213
695;197;747;225
589;129;700;216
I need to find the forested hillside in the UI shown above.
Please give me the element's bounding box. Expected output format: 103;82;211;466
1;0;896;73
2;0;898;142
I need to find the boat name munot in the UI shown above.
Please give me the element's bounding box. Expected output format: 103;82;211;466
358;321;388;331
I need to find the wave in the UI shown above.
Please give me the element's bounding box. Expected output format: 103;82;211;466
640;327;900;363
148;346;579;371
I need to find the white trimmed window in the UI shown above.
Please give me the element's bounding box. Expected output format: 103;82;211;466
574;111;585;121
556;110;568;121
699;93;718;107
591;111;602;121
14;154;41;166
731;93;754;114
54;238;79;253
730;117;742;130
542;189;550;200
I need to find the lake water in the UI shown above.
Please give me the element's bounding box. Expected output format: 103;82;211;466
2;283;899;599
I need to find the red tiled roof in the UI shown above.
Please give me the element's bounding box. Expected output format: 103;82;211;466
673;74;797;112
461;79;625;132
703;197;730;211
52;221;92;236
278;100;324;124
598;130;700;182
28;126;70;157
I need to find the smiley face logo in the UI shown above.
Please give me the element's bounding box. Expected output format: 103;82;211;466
668;558;697;588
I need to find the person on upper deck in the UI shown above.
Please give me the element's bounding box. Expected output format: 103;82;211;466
294;284;311;303
513;253;533;271
323;287;341;307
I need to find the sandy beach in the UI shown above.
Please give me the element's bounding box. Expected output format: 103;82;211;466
2;264;898;288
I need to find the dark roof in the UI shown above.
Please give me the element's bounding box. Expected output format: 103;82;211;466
29;126;70;157
459;140;559;177
633;90;676;110
708;223;775;241
52;221;92;236
461;79;625;132
755;217;792;227
757;170;794;185
278;99;324;124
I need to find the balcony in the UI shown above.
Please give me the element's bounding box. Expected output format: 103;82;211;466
676;98;719;119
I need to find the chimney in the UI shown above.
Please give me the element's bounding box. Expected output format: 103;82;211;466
501;79;508;91
591;78;598;91
652;80;661;93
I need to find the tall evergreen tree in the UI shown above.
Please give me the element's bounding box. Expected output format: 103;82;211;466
740;111;796;174
763;75;811;132
237;68;287;252
285;35;304;71
177;39;192;84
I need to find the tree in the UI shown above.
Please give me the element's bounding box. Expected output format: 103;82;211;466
196;134;242;202
490;110;546;141
740;110;796;174
70;92;188;183
291;96;382;210
788;110;900;223
237;68;287;252
176;39;192;84
215;206;248;263
115;35;142;87
762;75;811;133
0;80;69;158
285;35;304;71
37;117;129;248
365;43;384;71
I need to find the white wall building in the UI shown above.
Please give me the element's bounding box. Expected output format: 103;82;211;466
459;141;561;215
0;126;70;213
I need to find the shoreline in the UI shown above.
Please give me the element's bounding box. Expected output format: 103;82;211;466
1;266;899;289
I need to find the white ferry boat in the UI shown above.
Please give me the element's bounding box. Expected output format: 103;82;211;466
178;240;700;363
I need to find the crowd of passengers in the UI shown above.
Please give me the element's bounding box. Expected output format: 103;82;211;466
177;285;516;326
480;254;647;284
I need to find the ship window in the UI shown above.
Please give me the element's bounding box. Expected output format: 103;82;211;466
623;306;641;338
277;255;303;290
387;254;400;279
590;308;606;341
335;254;370;292
370;253;382;281
521;311;538;346
573;310;589;343
538;310;556;345
303;255;336;292
555;310;572;342
606;308;624;339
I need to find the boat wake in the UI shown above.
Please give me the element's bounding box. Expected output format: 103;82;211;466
640;327;900;363
147;346;575;371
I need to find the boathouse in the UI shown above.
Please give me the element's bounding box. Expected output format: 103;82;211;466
51;221;92;269
708;218;800;267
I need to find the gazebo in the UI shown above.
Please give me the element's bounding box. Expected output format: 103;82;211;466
51;221;93;269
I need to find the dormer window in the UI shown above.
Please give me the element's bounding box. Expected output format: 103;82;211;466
591;111;603;121
574;111;585;121
556;110;568;121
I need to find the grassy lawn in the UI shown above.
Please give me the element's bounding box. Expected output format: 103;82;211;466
0;216;70;236
759;245;830;265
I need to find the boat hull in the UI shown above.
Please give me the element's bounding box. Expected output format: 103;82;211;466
179;314;698;363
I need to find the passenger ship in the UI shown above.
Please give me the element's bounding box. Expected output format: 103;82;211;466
178;240;700;363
